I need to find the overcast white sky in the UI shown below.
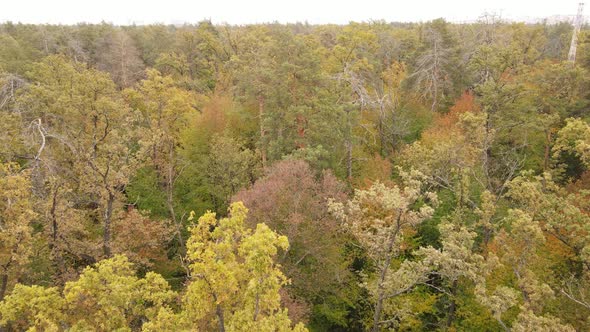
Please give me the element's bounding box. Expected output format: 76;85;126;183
0;0;585;25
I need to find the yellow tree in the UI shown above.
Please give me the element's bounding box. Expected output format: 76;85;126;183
146;202;307;332
0;284;64;331
63;255;175;331
20;55;141;259
0;255;176;331
0;163;36;301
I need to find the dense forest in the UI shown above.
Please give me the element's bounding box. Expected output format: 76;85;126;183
1;17;590;331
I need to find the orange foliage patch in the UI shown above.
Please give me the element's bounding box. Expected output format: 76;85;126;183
199;94;230;134
295;114;307;148
567;171;590;192
421;90;480;144
543;231;576;261
112;209;174;271
355;154;393;189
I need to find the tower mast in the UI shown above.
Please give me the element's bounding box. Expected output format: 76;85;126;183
568;2;585;63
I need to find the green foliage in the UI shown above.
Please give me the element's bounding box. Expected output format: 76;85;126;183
1;20;590;331
127;166;169;218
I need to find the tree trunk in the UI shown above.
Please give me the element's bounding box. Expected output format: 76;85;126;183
445;280;458;329
346;140;353;181
253;293;260;322
50;187;59;246
0;272;7;302
431;78;438;112
430;39;440;112
49;186;67;284
103;192;115;257
372;220;401;332
543;129;552;172
258;95;267;169
378;104;386;157
482;113;493;191
216;304;226;332
346;108;353;181
165;151;186;255
167;188;185;254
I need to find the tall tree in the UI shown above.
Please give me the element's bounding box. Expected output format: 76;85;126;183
145;202;307;331
329;171;437;331
0;163;36;301
96;29;145;88
233;160;353;327
0;255;176;331
20;55;140;259
410;19;462;112
125;68;197;253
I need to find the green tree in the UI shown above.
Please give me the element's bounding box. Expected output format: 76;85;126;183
410;19;463;112
205;134;256;213
125;68;197;252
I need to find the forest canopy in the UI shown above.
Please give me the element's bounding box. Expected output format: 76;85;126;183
1;17;590;331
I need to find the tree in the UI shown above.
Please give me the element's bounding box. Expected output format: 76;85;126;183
476;208;576;331
205;134;256;213
553;117;590;170
64;255;175;330
146;202;307;331
0;255;176;331
233;160;352;327
230;25;325;169
410;19;463;112
19;55;141;260
323;23;379;179
96;28;145;88
506;172;590;266
329;170;437;331
523;61;588;171
0;163;36;301
125;68;197;253
179;202;306;331
127;24;175;67
0;32;41;74
156;21;228;93
398;104;487;205
505;171;590;327
0;284;64;331
418;215;489;329
111;208;174;272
